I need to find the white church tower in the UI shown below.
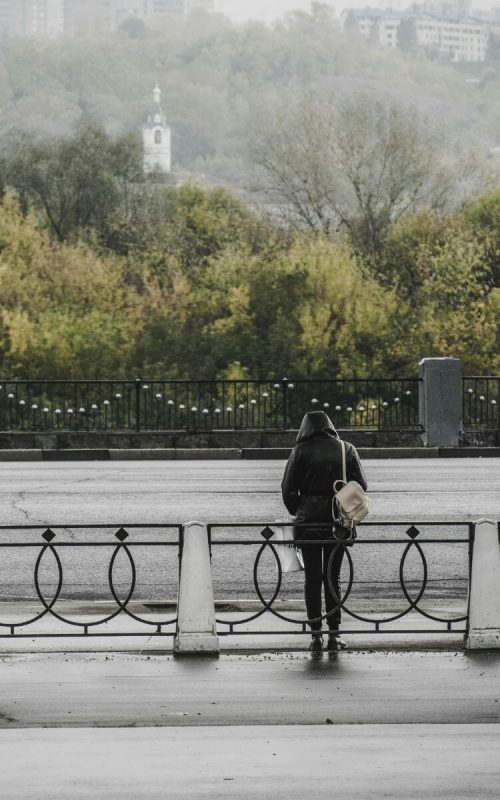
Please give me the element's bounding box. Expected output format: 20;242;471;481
143;84;171;174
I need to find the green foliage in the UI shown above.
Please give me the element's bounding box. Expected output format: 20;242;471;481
486;33;500;64
0;181;498;380
462;189;500;288
0;196;143;378
0;9;496;381
380;206;500;372
397;18;418;54
0;122;143;243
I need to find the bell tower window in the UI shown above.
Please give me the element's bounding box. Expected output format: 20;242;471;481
155;130;162;144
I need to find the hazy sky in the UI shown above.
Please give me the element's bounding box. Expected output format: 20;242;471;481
216;0;335;23
216;0;497;22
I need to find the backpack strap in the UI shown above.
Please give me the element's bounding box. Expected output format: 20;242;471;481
341;439;346;484
333;439;347;497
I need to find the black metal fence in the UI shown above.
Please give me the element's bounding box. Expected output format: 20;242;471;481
0;520;473;641
208;521;473;639
463;377;500;429
0;524;181;639
0;378;420;432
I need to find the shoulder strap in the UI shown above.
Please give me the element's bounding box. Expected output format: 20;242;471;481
333;440;347;497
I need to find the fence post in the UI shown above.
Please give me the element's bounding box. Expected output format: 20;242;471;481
135;378;141;432
418;357;462;447
174;521;220;655
282;377;289;430
466;519;500;649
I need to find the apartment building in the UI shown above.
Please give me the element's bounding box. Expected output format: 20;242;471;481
342;7;500;62
416;15;490;60
0;0;214;36
0;0;64;37
0;0;14;36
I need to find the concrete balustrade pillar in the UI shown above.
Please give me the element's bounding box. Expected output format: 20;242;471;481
419;357;462;447
466;519;500;649
174;521;219;655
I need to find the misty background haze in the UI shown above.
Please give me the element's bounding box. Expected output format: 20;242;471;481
218;0;500;21
0;0;498;382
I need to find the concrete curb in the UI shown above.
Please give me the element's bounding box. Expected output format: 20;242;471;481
110;448;241;460
0;450;43;461
241;447;442;459
0;447;498;461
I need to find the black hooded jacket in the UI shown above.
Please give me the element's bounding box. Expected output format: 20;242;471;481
281;411;368;524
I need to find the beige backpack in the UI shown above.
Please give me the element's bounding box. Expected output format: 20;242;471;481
332;440;370;531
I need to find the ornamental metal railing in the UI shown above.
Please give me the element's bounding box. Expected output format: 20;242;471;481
0;520;473;641
463;377;500;429
0;524;181;639
207;521;473;639
0;378;420;432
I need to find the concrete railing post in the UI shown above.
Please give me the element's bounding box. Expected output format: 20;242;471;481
174;521;219;655
466;519;500;649
419;357;462;447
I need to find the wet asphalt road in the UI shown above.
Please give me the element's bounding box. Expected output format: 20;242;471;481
1;458;498;525
0;459;498;602
1;461;498;799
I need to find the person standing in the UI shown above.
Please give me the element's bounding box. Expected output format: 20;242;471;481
281;410;367;652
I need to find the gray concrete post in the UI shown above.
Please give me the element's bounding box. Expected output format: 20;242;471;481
466;519;500;649
174;521;219;655
418;358;462;447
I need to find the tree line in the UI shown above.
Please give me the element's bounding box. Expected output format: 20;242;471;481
0;3;500;188
0;122;498;379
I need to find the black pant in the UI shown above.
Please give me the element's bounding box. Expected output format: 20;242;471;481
301;541;345;632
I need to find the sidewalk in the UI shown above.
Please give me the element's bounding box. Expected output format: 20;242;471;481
1;648;498;727
1;601;497;799
0;648;499;798
1;724;499;799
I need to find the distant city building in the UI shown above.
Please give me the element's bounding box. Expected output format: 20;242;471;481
0;0;14;37
0;0;64;37
64;1;143;32
143;84;172;174
0;0;214;36
342;7;500;62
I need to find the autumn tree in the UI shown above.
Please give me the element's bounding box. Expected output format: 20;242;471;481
397;18;418;54
251;95;456;264
0;123;143;242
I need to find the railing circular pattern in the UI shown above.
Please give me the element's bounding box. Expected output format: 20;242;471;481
0;528;178;634
214;523;469;633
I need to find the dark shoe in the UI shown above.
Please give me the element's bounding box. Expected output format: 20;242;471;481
327;634;347;651
309;634;323;652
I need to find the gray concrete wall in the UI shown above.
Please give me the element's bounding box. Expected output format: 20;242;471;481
0;429;424;450
419;358;462;447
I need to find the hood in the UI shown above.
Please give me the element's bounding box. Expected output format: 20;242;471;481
296;411;339;443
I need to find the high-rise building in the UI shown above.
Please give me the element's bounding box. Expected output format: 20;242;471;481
64;0;112;33
0;0;64;37
65;0;197;32
0;0;14;37
21;0;65;36
0;0;214;36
